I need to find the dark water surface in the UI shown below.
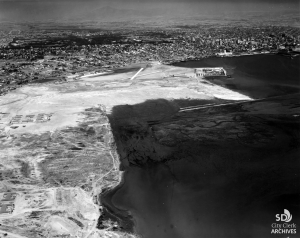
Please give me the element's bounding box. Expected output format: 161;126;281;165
102;55;300;238
174;54;300;99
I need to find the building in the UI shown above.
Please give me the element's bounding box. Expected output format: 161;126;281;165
194;67;227;78
216;50;233;57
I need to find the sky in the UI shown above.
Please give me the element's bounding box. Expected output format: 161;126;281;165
0;0;298;23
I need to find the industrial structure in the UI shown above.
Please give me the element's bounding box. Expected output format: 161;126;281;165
216;50;233;57
194;67;227;78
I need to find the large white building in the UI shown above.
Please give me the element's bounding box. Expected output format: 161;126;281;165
216;50;233;57
194;67;227;78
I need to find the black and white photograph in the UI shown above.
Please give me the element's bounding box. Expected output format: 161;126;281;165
0;0;299;237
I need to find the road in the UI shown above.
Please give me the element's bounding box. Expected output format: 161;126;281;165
84;116;121;238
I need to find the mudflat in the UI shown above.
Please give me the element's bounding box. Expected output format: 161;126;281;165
105;55;300;238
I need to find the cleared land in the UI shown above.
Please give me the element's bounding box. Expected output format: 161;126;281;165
0;62;251;238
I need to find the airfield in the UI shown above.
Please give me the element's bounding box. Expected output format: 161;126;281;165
0;62;252;238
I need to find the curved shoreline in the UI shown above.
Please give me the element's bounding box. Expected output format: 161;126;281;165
99;169;136;234
97;54;300;237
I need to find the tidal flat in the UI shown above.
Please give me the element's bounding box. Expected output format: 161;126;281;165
103;55;300;238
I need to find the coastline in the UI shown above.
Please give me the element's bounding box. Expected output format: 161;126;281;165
101;93;300;238
98;54;300;238
0;55;293;237
169;51;300;65
99;167;139;235
167;51;276;64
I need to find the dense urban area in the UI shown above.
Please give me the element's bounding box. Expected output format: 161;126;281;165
0;25;300;95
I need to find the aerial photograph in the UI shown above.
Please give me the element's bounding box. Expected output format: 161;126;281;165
0;0;299;237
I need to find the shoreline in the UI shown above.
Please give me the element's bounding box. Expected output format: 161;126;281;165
168;51;300;65
100;93;300;238
170;52;279;64
1;51;298;237
0;53;285;97
99;169;136;234
97;54;300;238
